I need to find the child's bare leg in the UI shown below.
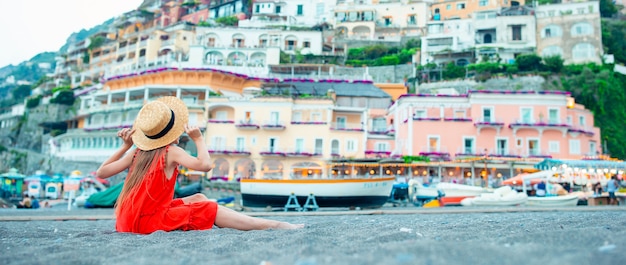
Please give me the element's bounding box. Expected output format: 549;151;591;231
181;193;212;204
214;205;304;230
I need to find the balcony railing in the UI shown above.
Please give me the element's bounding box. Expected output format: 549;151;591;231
208;146;251;156
330;122;364;132
208;119;235;124
259;148;286;156
284;148;315;157
413;116;441;121
443;117;473;122
290;121;327;125
261;120;286;130
365;150;392;156
474;118;505;127
508;119;570;128
235;119;260;130
567;126;595;136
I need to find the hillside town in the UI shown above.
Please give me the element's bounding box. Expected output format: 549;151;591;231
1;0;626;206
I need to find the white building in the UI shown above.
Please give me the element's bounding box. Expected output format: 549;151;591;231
240;0;335;28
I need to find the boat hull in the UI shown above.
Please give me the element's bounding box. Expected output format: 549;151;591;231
240;177;395;208
526;194;579;207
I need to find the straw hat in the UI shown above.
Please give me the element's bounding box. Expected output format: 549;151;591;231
132;96;188;151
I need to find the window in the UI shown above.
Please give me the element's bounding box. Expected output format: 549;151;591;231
548;109;559;124
346;139;357;152
275;6;281;13
428;136;439;152
293;112;302;122
479;0;488;6
331;139;340;155
269;138;277;152
463;137;475;154
311;112;322;122
336;116;346;129
270;111;279;124
454;110;466;118
255;5;260;13
315;139;323;155
295;138;304;153
528;139;539;156
572;43;594;59
297;5;303;15
496;138;508;155
579;116;586;126
211;136;226;150
457;3;465;9
375;142;389;152
316;3;324;17
569;140;581;155
541;46;563;57
482;107;493;122
446;4;451;10
303;41;310;48
516;138;523;147
511;25;522;41
372;118;387;132
577;8;585;14
414;110;426;118
566;115;572;125
589;141;597;156
549;141;560;153
542;25;562;38
236;137;245;152
571;22;593;36
548;10;555;17
521;108;533;123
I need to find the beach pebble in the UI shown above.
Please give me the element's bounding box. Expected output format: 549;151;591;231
399;227;412;233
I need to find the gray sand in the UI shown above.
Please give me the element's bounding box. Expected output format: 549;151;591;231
1;208;625;265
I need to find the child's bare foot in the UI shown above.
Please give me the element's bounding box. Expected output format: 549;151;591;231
274;222;305;229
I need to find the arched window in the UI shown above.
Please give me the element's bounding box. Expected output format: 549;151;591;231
541;25;562;38
572;43;595;59
483;34;492;44
541;45;563;57
571;22;593;37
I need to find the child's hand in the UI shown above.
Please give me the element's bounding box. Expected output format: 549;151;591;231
185;125;202;141
117;128;135;147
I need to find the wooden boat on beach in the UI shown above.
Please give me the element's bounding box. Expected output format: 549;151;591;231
240;177;396;209
526;194;580;207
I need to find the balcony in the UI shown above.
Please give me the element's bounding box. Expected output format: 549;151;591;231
567;126;595;136
474;118;505;134
290;121;327;125
412;116;440;122
509;119;570;136
208;119;235;124
284;148;315;157
208;146;251;156
235;119;260;130
330;122;364;132
261;120;286;130
365;150;392;157
443;117;472;122
259;148;286;157
418;147;451;161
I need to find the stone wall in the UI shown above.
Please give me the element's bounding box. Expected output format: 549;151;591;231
15;104;73;152
333;64;414;83
417;76;546;94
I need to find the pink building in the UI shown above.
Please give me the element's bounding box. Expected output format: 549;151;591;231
390;90;601;162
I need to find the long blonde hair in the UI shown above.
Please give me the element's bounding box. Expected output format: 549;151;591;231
115;147;167;216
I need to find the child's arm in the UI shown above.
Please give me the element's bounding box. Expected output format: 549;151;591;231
95;128;136;179
169;125;213;172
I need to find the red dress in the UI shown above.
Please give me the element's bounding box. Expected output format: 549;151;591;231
116;146;218;234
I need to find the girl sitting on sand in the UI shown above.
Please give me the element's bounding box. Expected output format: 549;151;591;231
96;96;303;234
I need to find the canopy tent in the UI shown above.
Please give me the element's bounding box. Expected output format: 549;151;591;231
534;159;626;171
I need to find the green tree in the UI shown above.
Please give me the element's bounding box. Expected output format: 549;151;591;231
442;62;465;80
50;90;75;106
515;54;543;72
602;19;626;64
11;85;31;101
543;55;564;73
599;0;618;18
215;16;239;26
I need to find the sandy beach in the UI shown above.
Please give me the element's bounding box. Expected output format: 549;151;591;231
1;207;625;265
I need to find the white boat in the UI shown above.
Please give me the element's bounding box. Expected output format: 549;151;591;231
461;186;528;206
526;194;579;207
436;182;492;197
240;177;396;209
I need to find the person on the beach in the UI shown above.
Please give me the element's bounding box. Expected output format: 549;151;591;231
96;96;303;234
607;175;620;205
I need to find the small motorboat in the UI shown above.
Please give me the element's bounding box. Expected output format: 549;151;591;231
461;186;528;206
526;194;580;207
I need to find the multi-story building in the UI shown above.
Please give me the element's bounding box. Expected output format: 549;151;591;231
430;0;526;21
421;18;474;66
240;0;334;28
333;0;429;42
0;104;25;147
535;0;603;64
204;79;392;180
388;89;601;182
